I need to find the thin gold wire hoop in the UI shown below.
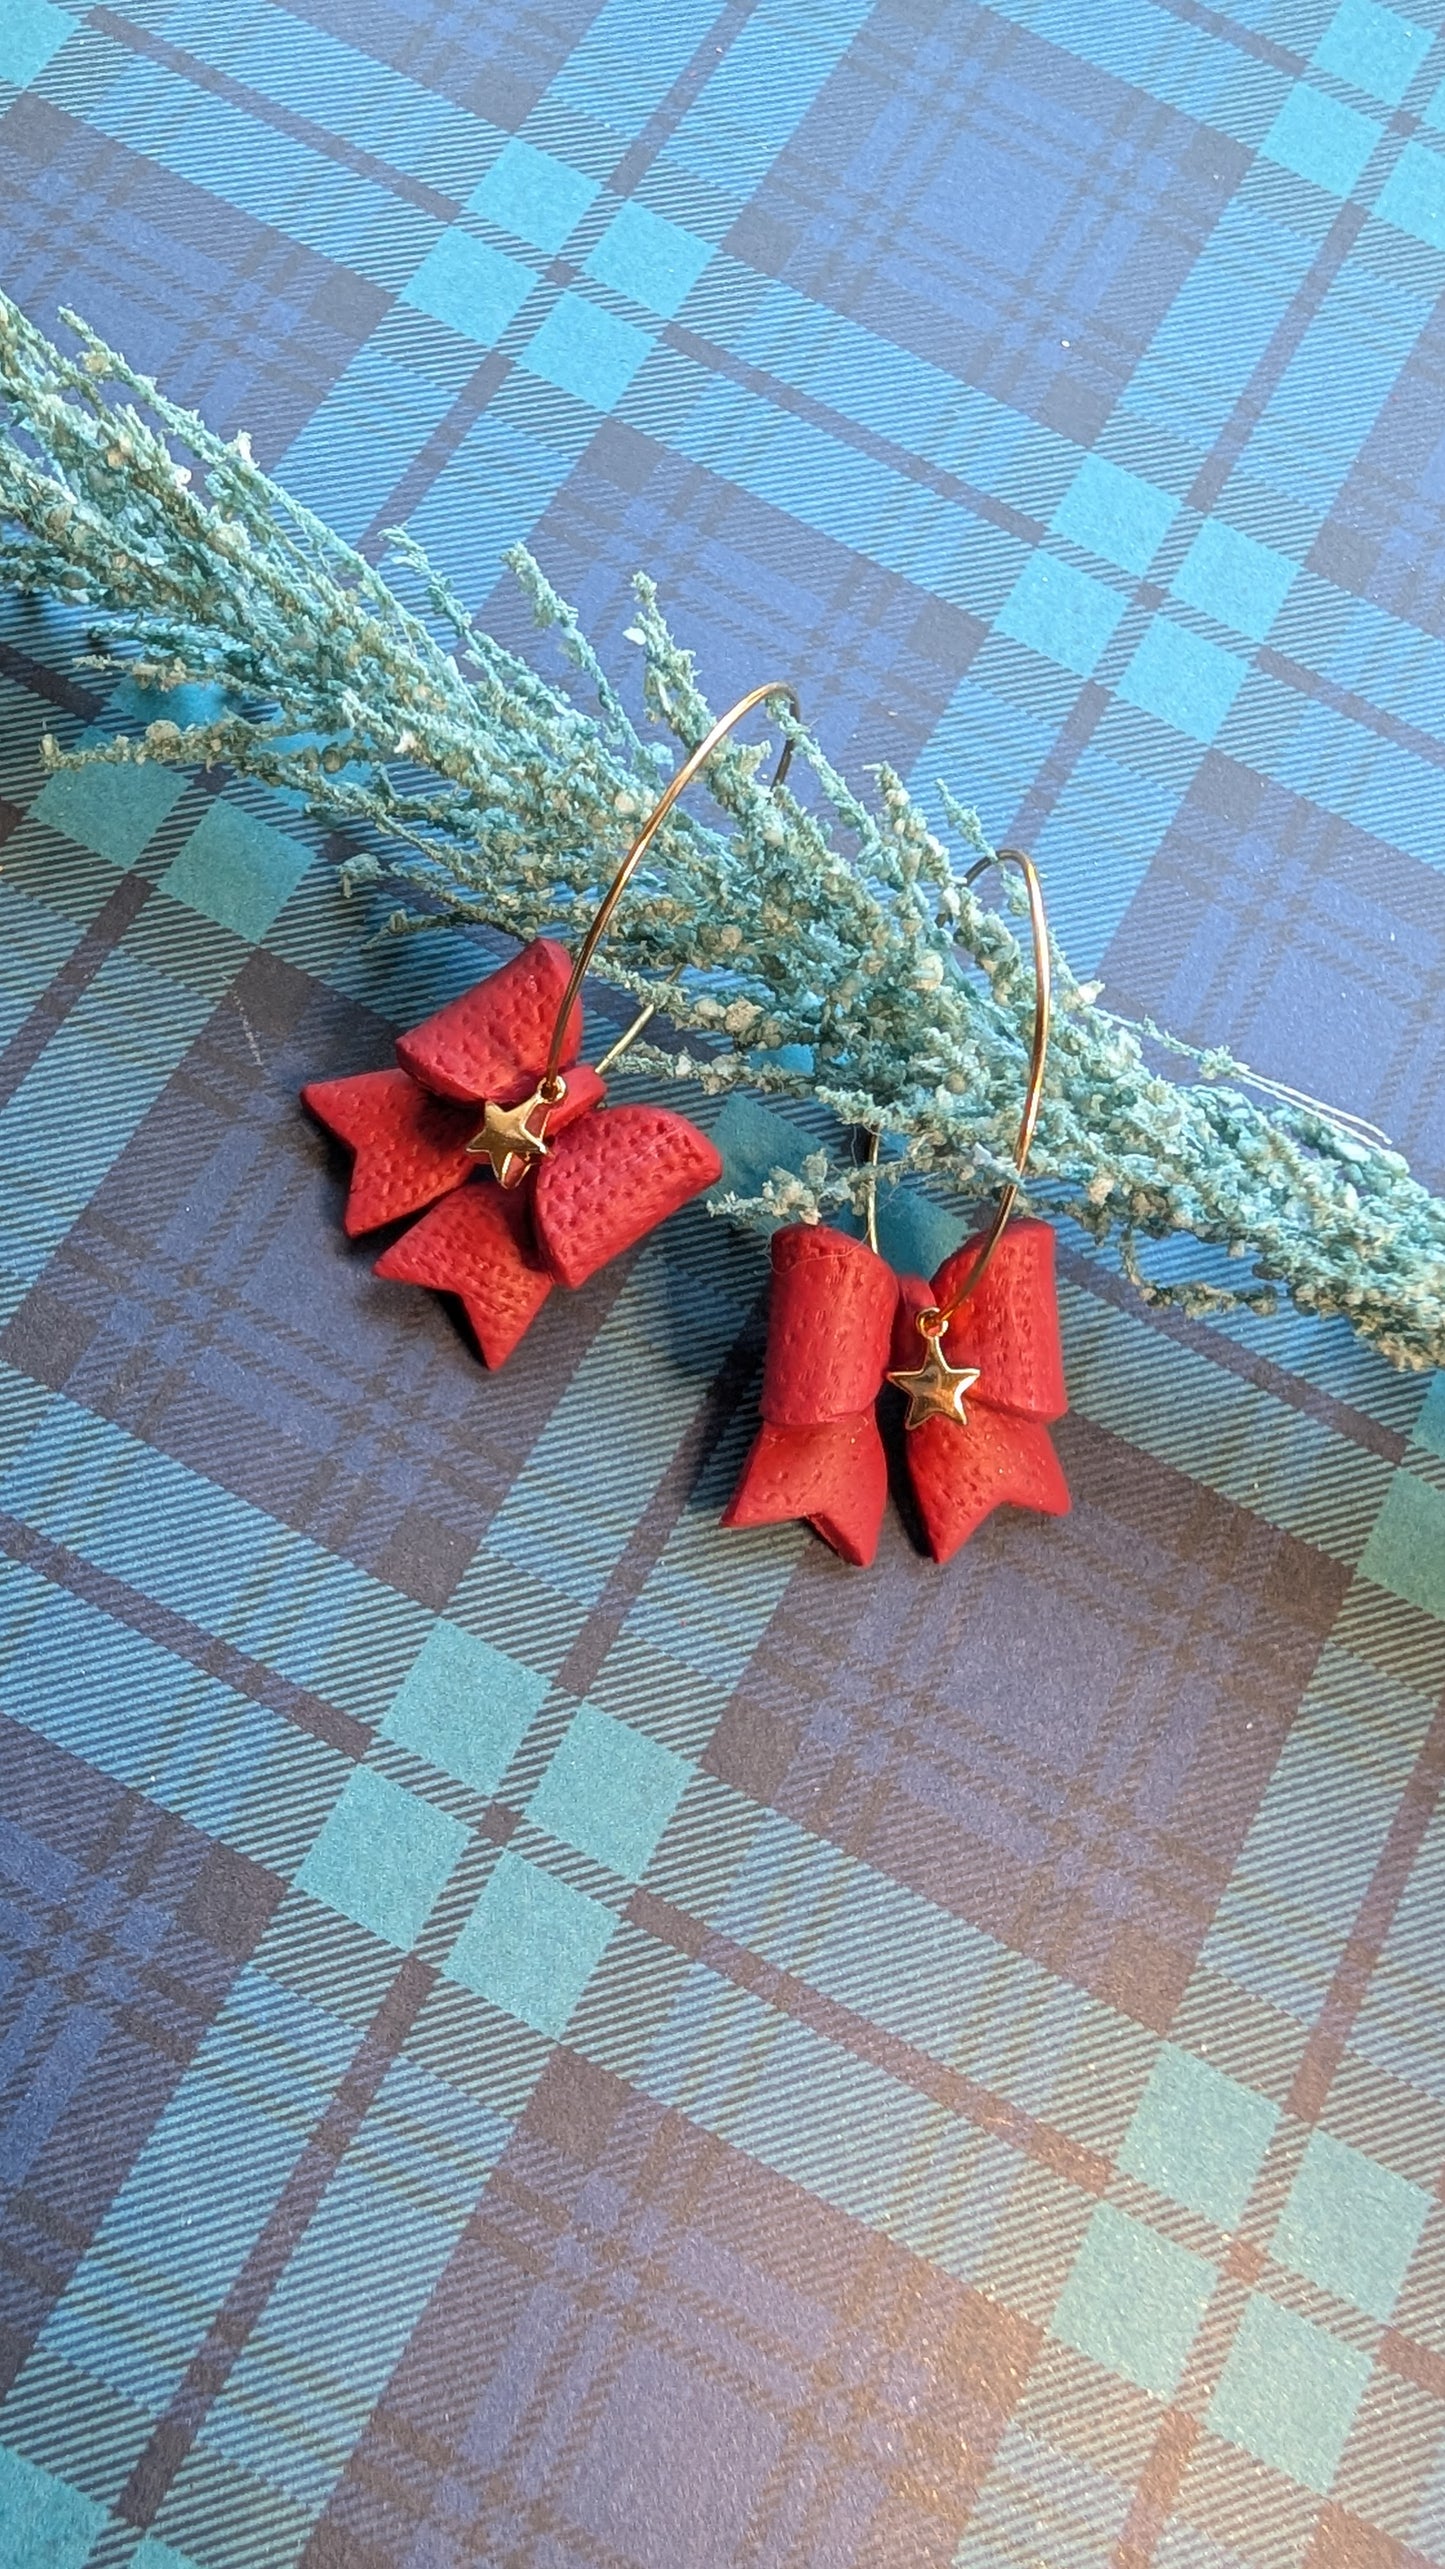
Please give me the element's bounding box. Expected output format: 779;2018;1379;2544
861;1127;882;1255
915;843;1052;1339
540;681;800;1095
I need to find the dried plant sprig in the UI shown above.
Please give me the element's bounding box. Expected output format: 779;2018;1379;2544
2;291;1442;1368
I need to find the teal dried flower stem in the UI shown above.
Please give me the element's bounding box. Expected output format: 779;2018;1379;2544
2;291;1442;1370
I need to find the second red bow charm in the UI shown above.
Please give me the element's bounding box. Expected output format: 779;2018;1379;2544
303;940;722;1364
723;1219;1069;1565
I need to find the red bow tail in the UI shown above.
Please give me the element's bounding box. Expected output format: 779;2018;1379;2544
895;1219;1069;1562
723;1225;899;1566
300;1068;478;1236
531;1106;723;1288
375;1176;553;1367
395;936;584;1102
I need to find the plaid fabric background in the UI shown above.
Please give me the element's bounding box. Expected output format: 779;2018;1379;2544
3;0;1445;2561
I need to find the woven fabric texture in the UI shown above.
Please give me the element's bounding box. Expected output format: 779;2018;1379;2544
2;2;1445;2564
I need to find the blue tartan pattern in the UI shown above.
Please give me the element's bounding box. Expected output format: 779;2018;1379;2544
2;0;1445;2562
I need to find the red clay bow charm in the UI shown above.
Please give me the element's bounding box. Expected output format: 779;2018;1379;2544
722;1218;1069;1565
302;677;800;1369
303;938;721;1365
725;841;1067;1566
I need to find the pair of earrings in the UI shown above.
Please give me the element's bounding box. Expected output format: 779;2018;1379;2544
304;688;1068;1566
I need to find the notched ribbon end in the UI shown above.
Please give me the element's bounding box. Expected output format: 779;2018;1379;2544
374;1180;553;1369
723;1413;889;1568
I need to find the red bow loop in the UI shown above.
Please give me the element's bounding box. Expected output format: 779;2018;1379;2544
374;1174;553;1368
722;1225;898;1568
762;1223;900;1424
534;1107;724;1290
396;936;584;1104
929;1219;1067;1421
301;1058;606;1237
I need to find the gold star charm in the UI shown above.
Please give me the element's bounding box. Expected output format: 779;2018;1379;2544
467;1089;553;1189
887;1325;980;1430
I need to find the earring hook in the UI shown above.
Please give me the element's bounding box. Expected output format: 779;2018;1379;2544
860;1125;881;1256
540;680;800;1095
916;844;1051;1338
591;999;657;1077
